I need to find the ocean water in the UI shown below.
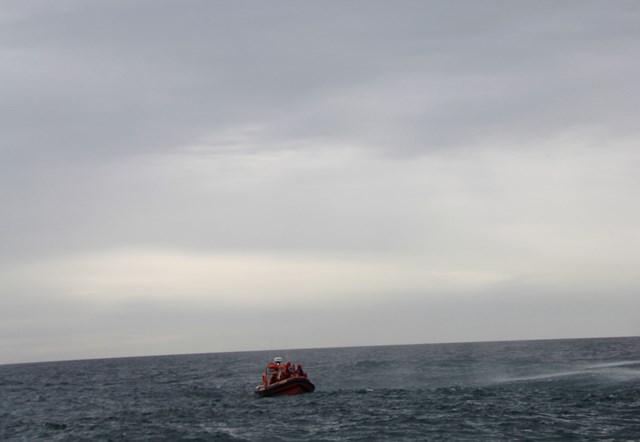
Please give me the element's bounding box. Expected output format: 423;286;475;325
1;337;640;440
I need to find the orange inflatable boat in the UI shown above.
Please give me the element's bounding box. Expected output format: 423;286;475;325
255;357;315;397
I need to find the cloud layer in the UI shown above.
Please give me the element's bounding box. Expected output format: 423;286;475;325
1;0;639;363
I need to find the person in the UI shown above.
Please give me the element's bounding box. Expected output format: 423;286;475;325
268;356;283;371
269;371;279;384
296;364;304;376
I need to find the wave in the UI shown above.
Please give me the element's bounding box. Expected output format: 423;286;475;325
583;360;640;369
493;360;640;384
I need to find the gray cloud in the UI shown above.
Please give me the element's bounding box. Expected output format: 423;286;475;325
3;1;639;162
2;0;640;363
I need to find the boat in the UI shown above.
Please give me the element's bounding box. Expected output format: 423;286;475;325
255;356;315;397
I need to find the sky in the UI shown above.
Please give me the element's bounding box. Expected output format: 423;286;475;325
1;0;639;365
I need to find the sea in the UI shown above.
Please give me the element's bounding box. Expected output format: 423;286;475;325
1;336;639;441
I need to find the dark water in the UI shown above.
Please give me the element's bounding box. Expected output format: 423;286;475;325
2;337;640;440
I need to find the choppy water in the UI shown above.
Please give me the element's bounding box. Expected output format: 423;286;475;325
2;337;640;440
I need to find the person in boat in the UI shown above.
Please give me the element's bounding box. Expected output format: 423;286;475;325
296;364;304;377
269;371;279;384
267;356;283;371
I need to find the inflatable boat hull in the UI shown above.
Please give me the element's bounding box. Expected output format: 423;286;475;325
255;376;315;397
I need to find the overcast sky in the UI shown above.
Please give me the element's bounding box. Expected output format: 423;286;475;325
1;0;639;364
